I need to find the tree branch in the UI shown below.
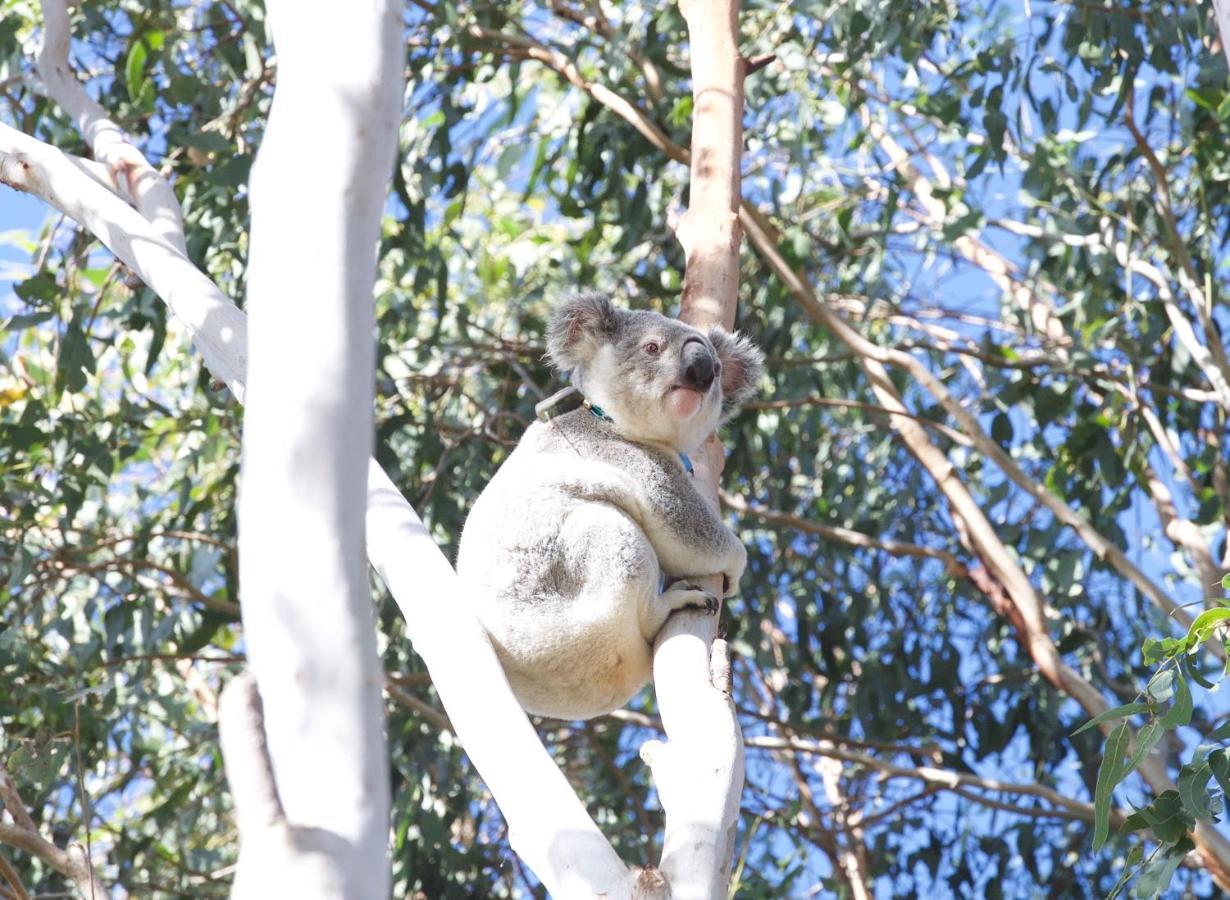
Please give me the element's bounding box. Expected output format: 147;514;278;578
1115;232;1230;412
0;763;108;900
1123;102;1230;412
0;852;29;900
723;491;968;576
860;109;1069;351
465;23;686;166
0;124;249;397
1214;0;1230;68
0;825;107;900
741;394;973;446
0;766;36;834
0;762;107;900
36;0;186;254
222;0;404;892
814;755;872;900
746;737;1106;824
639;2;749;897
1142;462;1223;603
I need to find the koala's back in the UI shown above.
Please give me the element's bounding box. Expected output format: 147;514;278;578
458;409;676;718
458;408;675;584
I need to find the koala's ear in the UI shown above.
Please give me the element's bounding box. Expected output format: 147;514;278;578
709;326;764;413
546;292;618;372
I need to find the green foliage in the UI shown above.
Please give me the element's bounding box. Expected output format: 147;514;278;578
1084;588;1230;897
1;0;1229;895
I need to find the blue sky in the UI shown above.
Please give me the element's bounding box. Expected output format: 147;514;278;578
4;1;1229;893
0;190;47;314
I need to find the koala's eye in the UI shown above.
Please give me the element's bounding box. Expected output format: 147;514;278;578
643;341;661;355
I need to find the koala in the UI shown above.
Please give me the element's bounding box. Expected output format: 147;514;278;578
457;292;763;720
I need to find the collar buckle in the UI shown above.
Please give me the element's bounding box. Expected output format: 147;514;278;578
535;386;579;422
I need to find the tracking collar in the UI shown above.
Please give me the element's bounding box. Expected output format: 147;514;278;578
533;385;694;476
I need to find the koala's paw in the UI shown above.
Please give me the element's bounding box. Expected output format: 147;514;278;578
662;580;720;615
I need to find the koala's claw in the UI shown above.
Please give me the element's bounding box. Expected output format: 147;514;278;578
663;581;720;615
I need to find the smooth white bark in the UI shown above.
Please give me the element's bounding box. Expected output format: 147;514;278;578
644;554;744;897
649;0;749;895
37;0;187;254
228;1;403;894
1214;0;1230;69
0;122;249;396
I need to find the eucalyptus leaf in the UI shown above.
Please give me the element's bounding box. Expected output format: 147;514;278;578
1093;723;1131;851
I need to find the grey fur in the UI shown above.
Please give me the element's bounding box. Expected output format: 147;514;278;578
457;294;763;719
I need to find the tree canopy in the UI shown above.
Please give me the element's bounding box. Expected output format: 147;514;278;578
2;0;1229;896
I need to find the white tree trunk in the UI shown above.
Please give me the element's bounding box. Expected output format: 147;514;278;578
1213;0;1230;69
223;1;403;895
644;1;749;896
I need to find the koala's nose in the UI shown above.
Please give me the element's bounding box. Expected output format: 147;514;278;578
681;339;716;392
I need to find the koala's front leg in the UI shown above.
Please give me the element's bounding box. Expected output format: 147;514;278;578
638;468;747;595
639;579;719;642
662;579;720;614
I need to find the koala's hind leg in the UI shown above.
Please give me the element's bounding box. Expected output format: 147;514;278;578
532;504;663;715
562;505;663;638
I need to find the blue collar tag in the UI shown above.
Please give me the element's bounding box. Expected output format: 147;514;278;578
679;452;694;475
583;399;616;423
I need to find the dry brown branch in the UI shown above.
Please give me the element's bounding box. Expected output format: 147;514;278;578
723;491;967;576
1123;102;1230;410
0;853;29;900
741;395;973;446
0;823;108;900
546;0;666;102
746;736;1104;824
463;23;686;166
384;682;454;734
36;556;240;618
859;110;1069;350
0;767;36;834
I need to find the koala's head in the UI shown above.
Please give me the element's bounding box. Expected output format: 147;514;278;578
546;292;763;453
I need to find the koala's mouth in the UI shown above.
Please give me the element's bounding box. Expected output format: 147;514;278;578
666;385;706;418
